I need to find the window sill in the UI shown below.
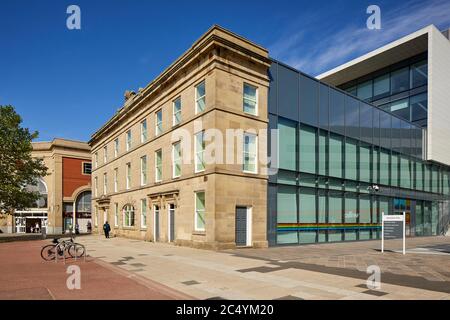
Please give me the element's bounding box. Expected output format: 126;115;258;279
192;231;206;236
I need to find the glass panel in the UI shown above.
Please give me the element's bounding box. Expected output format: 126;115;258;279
278;118;297;171
379;197;390;216
360;103;373;144
195;192;205;230
277;186;297;223
431;202;439;236
410;93;427;122
380;112;391;149
424;165;431;192
328;193;342;223
319;84;329;129
243;83;257;115
299;125;316;174
345;97;360;139
411;60;427;88
357;80;372;101
345;138;357;181
330;89;345;135
415;162;423;191
372;148;379;184
329;134;342;178
423;202;432;235
345;195;357;223
318;131;327;176
391;67;410;94
373;74;390;99
400;156;411;189
318;191;326;223
360;145;371;183
415;201;423;236
299;75;318;126
391;153;399;187
360;197;371;223
380;150;390;185
299;188;316;223
390;99;409;121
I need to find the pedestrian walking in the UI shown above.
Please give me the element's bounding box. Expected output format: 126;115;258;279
103;221;111;239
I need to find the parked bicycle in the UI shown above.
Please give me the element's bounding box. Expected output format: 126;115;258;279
40;237;85;261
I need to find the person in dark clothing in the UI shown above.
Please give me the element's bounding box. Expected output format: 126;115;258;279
103;221;111;239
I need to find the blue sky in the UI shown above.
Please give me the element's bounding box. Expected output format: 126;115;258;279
1;0;449;142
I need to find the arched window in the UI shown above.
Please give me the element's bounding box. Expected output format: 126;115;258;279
25;178;48;208
123;205;135;227
76;191;91;213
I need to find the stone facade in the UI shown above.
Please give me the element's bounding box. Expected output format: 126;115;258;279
90;26;271;249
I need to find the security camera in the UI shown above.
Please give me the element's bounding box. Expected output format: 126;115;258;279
372;185;380;192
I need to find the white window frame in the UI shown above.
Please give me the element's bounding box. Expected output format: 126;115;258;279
194;131;205;173
94;176;98;197
243;132;258;174
194;191;205;232
103;146;108;163
195;81;206;114
243;83;258;116
141;199;147;229
103;172;107;195
155;110;163;136
123;204;135;227
114;138;119;158
94;152;98;168
141;155;147;186
155;150;162;182
173;97;182;126
94;207;98;227
114;203;119;227
126;130;132;151
114;168;118;192
140;119;148;143
172;142;181;178
126;162;131;190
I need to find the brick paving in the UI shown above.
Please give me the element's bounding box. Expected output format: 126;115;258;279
0;240;191;300
228;236;450;291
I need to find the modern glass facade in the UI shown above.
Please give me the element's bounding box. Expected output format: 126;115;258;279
339;53;428;128
267;60;450;246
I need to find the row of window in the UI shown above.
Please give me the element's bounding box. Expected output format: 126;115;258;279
94;82;259;169
94;132;259;196
278;120;450;195
94;191;206;232
378;92;427;126
345;60;427;102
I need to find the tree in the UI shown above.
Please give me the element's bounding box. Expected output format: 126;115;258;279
0;105;48;214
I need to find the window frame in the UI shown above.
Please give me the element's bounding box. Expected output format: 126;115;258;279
172;141;182;178
141;119;148;143
243;132;258;174
155;109;163;136
126;130;132;152
140;199;147;229
114;168;118;192
155;149;162;182
123;204;135;228
126;162;131;190
195;81;206;114
243;83;258;116
173;97;182;126
194;191;206;232
140;155;147;186
82;162;92;175
194;131;205;173
103;146;108;163
114;203;119;227
114;138;119;158
103;172;107;195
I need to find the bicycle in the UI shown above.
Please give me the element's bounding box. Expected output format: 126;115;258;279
40;237;85;261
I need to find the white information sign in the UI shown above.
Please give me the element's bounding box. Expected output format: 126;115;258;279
381;212;406;255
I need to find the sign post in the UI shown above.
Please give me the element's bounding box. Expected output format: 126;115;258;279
381;211;405;255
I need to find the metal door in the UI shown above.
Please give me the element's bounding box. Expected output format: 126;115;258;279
169;204;175;242
235;207;247;246
154;206;160;242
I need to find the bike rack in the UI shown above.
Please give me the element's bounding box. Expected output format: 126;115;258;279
54;242;87;264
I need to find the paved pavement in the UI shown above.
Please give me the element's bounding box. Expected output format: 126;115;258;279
75;235;450;300
0;239;191;300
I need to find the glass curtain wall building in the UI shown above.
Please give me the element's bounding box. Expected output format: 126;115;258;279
339;53;428;128
267;60;450;246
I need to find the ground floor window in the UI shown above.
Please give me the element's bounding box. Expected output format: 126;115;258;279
195;192;205;231
123;205;135;227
